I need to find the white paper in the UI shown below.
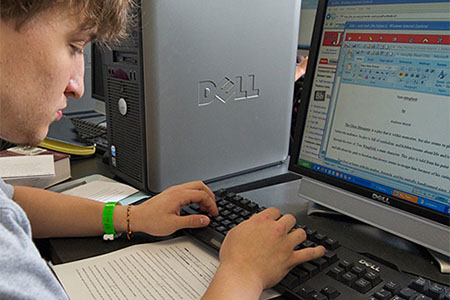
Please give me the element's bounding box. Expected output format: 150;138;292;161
53;236;219;300
0;155;55;179
62;180;138;202
7;146;48;155
52;236;280;300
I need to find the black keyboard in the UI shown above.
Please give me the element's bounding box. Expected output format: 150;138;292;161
181;189;450;300
70;118;108;153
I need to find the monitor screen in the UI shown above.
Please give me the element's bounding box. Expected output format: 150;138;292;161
290;0;450;256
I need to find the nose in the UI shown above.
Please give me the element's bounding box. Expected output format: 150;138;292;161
64;59;85;99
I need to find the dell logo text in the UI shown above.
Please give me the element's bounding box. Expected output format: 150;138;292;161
358;259;381;272
198;75;260;106
372;193;390;205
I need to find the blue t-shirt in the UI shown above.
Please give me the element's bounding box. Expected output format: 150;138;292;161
0;179;68;299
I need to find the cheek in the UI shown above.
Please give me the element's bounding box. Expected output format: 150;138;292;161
37;60;72;103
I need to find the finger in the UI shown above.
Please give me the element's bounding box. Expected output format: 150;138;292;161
292;246;325;266
276;214;297;234
171;181;215;202
287;228;307;248
257;207;281;220
173;189;218;216
174;214;210;230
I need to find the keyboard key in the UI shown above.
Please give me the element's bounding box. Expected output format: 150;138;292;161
221;219;232;227
301;262;320;277
327;266;345;280
364;271;382;287
257;206;266;213
247;202;259;211
225;192;236;199
352;277;372;293
398;287;417;299
225;203;235;210
232;195;243;203
297;224;308;230
291;266;310;283
189;203;200;211
373;288;392;300
311;257;328;271
415;295;433;300
241;210;252;219
410;278;430;293
221;210;231;217
301;240;316;248
312;233;327;244
311;292;327;300
340;271;358;286
351;265;367;278
425;284;445;299
217;199;228;207
215;226;227;233
320;286;340;299
297;286;317;299
280;273;300;290
214;189;227;197
390;296;406;300
227;213;239;221
239;198;250;206
384;281;401;295
323;250;339;264
213;215;225;223
306;228;317;237
235;217;245;224
232;207;243;214
324;237;340;250
339;259;354;272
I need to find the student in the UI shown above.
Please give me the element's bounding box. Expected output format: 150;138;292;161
0;1;324;299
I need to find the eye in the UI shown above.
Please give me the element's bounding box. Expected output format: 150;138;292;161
70;44;84;55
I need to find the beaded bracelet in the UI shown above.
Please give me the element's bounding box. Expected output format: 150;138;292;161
126;205;134;240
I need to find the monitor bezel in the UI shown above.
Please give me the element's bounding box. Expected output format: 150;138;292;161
288;0;450;226
91;42;106;103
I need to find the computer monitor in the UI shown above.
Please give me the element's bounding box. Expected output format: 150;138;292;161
298;0;319;49
290;0;450;258
90;43;106;116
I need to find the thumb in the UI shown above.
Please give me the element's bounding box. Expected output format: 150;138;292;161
176;214;210;229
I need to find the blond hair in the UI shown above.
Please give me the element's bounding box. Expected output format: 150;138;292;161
1;0;136;43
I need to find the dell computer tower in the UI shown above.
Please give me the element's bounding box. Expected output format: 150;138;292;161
103;0;301;193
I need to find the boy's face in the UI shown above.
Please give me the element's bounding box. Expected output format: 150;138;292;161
0;6;92;146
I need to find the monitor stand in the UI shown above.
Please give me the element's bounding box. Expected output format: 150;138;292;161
428;250;450;274
306;202;450;274
307;201;342;217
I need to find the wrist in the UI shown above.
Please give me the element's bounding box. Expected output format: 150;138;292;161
112;204;127;233
209;262;264;298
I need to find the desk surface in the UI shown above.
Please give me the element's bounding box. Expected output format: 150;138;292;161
47;154;449;286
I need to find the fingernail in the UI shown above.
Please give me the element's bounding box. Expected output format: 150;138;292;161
200;217;207;225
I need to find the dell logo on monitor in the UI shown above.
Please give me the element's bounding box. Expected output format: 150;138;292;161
198;75;260;106
372;193;391;205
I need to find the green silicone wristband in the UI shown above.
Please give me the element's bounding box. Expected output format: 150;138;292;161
103;202;118;235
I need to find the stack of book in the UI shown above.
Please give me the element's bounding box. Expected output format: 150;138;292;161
0;146;71;189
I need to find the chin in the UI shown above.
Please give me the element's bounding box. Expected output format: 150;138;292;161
24;127;49;148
